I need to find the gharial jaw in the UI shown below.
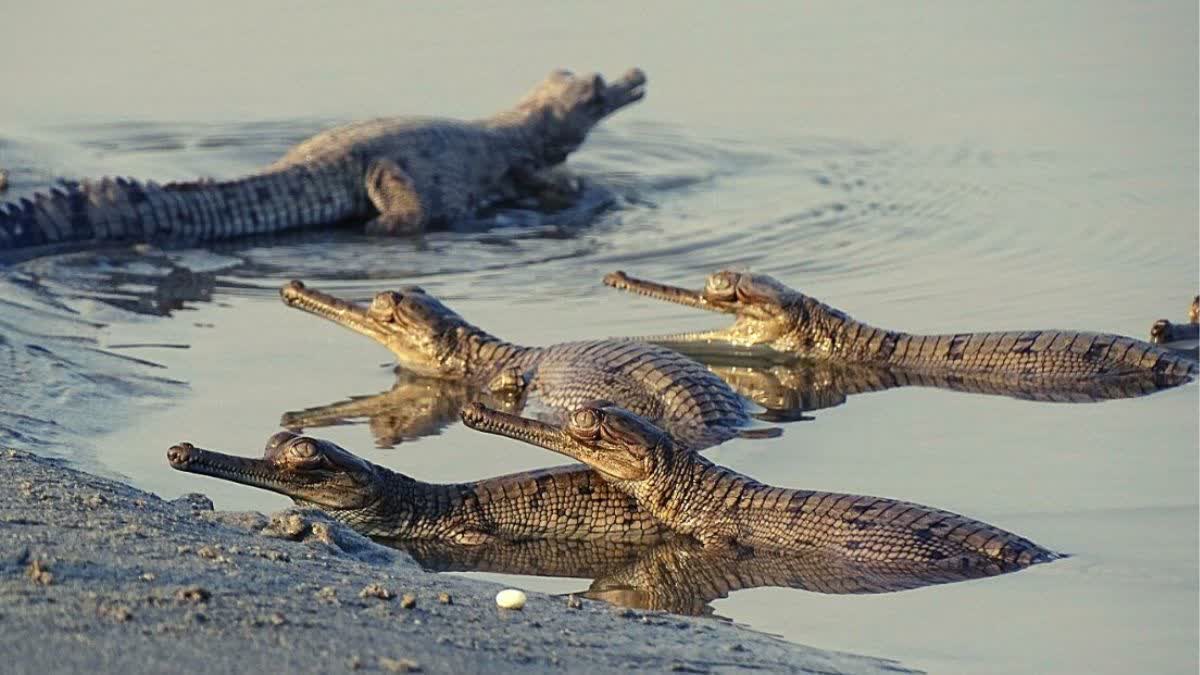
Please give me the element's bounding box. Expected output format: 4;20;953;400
460;401;665;486
602;269;813;357
280;280;393;345
279;280;472;378
167;431;385;511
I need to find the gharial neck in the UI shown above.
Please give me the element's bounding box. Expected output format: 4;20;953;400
627;446;731;534
787;296;905;364
481;108;568;170
450;324;539;381
311;468;468;540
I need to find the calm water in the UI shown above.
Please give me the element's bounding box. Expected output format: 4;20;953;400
1;2;1197;673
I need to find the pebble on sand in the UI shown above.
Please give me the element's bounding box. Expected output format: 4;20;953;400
495;589;526;610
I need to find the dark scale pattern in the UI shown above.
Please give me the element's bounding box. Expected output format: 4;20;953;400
493;339;754;449
341;464;669;544
624;451;1058;567
816;306;1198;379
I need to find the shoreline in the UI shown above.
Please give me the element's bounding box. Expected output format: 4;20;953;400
0;448;915;674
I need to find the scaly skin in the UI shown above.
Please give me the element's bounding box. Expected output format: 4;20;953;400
461;402;1059;567
604;269;1199;380
167;431;668;545
0;68;646;254
280;281;764;449
398;536;1033;616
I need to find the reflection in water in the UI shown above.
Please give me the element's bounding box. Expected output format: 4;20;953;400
278;350;1192;451
707;358;1194;420
281;371;476;448
388;535;1030;617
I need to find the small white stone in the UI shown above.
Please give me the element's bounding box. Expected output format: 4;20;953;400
495;588;527;610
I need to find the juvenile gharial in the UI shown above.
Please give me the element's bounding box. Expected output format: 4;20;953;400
604;269;1199;380
462;401;1060;568
167;431;669;544
281;281;770;449
0;68;646;253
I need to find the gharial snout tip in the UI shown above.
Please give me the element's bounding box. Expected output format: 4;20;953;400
166;442;196;467
602;270;629;287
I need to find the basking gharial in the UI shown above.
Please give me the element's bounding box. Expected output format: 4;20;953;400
167;431;668;544
0;68;646;253
280;281;770;449
461;401;1059;567
604;270;1199;380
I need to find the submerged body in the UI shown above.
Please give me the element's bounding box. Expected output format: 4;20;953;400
462;402;1058;568
280;281;762;449
167;431;667;544
0;68;645;254
605;270;1198;381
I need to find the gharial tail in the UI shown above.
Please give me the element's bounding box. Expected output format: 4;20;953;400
0;167;362;256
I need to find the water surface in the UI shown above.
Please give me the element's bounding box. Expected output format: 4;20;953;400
1;2;1196;673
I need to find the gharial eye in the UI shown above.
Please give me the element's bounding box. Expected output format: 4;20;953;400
290;440;319;459
569;408;601;437
705;272;738;300
369;292;400;319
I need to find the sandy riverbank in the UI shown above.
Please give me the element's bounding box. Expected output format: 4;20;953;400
0;448;915;674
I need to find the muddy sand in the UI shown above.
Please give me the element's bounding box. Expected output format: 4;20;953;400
0;448;914;674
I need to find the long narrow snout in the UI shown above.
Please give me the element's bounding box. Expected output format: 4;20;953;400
601;69;648;115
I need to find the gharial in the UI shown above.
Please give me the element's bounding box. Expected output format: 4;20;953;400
167;430;668;545
280;280;774;449
461;401;1059;568
0;68;645;253
604;269;1199;380
168;426;1052;586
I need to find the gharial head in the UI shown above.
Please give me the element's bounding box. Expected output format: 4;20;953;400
509;68;647;164
603;269;822;356
460;401;675;494
166;431;385;511
280;280;475;378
